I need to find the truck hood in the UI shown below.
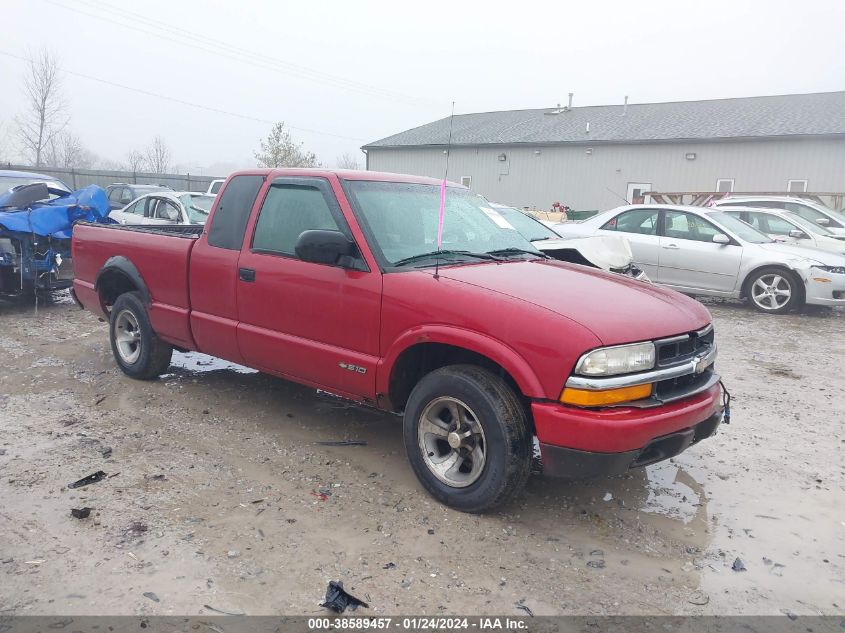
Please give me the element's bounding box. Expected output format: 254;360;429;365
436;259;710;346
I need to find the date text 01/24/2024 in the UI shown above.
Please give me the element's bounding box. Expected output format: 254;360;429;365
307;618;528;630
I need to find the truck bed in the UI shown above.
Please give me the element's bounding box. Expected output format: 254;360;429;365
72;222;201;349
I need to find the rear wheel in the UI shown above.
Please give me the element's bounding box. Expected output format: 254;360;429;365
746;267;804;314
403;365;532;513
109;291;173;379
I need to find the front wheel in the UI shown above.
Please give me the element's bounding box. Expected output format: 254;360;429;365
403;365;532;513
109;291;173;379
746;267;804;314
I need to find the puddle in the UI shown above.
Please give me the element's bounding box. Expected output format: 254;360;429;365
167;351;258;375
641;461;702;524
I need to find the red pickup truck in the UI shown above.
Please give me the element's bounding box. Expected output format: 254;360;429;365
72;169;725;512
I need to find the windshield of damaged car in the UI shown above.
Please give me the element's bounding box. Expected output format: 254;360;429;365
709;212;772;244
492;206;560;241
345;181;542;266
180;194;215;224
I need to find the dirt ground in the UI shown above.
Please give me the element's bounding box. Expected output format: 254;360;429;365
0;292;843;617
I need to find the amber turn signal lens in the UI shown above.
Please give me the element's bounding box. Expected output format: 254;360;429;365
560;383;653;406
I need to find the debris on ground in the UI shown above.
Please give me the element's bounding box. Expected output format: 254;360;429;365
67;471;107;489
100;447;113;458
145;474;167;481
731;557;747;572
311;490;330;502
203;604;245;616
780;609;798;621
688;591;710;606
142;591;160;603
603;492;613;501
382;562;396;570
514;598;534;616
227;550;241;559
316;440;368;446
320;580;369;613
70;507;91;519
586;560;606;569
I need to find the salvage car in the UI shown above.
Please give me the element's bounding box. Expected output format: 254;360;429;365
721;206;845;255
0;179;110;297
109;191;215;225
712;196;845;236
488;203;648;280
555;204;845;314
105;183;172;211
72;169;727;512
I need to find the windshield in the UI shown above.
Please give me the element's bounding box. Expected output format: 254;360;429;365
345;181;542;266
179;194;214;223
784;212;836;236
709;212;772;244
492;206;560;241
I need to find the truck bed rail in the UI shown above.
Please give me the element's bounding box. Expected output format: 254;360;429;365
74;221;203;238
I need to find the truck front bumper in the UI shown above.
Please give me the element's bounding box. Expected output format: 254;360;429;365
532;382;723;479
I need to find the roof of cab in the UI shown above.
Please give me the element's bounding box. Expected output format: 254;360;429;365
231;168;463;188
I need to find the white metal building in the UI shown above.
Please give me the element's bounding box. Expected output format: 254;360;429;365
362;92;845;212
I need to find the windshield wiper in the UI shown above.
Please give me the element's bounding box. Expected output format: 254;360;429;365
393;250;499;267
486;247;549;259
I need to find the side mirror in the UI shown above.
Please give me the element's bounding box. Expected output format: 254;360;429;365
712;233;730;245
295;230;358;266
788;229;806;239
817;218;830;226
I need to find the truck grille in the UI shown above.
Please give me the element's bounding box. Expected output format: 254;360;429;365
653;324;716;401
655;324;714;367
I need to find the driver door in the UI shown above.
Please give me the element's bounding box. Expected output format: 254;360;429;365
657;210;742;292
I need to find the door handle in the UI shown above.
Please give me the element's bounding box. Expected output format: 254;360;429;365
662;243;680;250
238;267;256;282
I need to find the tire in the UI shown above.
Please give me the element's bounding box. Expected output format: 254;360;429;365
745;267;804;314
403;364;532;513
109;291;173;379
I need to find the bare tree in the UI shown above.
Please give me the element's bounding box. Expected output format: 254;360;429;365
15;48;68;167
125;150;147;173
145;136;171;174
254;122;319;168
336;152;361;170
45;131;94;169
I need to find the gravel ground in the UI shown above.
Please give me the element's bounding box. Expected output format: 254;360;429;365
0;292;842;616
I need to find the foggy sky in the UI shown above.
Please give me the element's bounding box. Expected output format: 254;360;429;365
2;0;844;175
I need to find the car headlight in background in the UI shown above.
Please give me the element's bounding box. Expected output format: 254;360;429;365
816;265;845;275
574;342;655;376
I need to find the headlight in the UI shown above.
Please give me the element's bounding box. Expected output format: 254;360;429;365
575;342;655;376
817;265;845;275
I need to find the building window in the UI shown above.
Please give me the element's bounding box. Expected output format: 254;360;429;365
716;179;734;193
460;176;472;189
787;179;808;193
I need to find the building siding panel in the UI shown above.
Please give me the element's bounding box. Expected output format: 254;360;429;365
366;138;845;211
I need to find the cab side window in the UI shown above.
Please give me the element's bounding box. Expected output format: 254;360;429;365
664;211;720;243
252;184;341;257
603;209;659;235
207;175;265;250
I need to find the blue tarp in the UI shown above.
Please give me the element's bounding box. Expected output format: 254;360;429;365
0;185;111;239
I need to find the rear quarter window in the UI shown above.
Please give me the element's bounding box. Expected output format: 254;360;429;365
207;175;264;250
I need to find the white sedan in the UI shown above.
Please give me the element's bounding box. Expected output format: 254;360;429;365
720;206;845;255
554;204;845;313
109;191;214;225
713;196;845;236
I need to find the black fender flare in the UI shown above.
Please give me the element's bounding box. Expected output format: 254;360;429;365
94;256;151;306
